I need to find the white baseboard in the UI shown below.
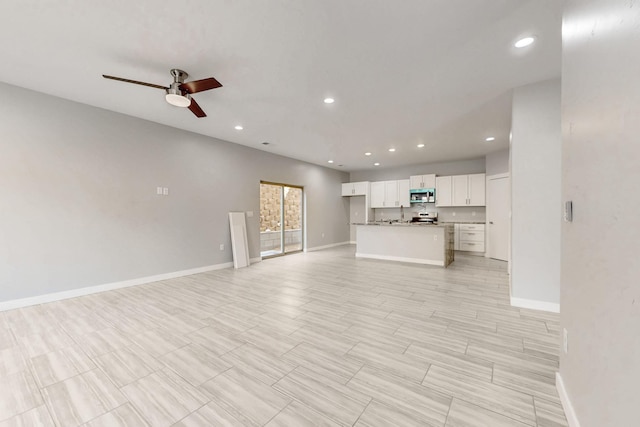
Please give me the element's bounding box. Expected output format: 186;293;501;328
349;240;356;245
556;372;581;427
0;262;234;312
355;252;444;267
305;241;351;252
250;257;262;264
510;296;560;313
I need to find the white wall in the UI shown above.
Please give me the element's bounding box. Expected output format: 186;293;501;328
350;158;487;223
560;1;640;425
349;158;486;182
0;82;350;303
486;149;509;176
510;79;561;307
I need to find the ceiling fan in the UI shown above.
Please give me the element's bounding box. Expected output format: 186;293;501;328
102;69;222;118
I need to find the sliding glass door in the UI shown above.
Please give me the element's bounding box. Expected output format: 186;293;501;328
260;182;303;258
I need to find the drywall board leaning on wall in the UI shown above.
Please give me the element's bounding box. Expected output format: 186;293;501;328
560;1;640;425
0;82;349;304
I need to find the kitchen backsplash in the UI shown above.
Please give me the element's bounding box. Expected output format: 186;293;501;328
373;206;486;223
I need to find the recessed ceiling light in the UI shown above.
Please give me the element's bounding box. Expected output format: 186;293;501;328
514;37;535;48
374;162;380;166
365;152;372;156
388;148;396;152
328;160;334;164
417;144;425;148
324;98;335;104
234;125;243;130
485;136;495;142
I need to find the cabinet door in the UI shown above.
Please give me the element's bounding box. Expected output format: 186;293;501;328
397;179;410;207
452;175;470;206
422;174;436;189
384;181;398;207
341;183;353;196
352;181;369;196
370;182;385;208
468;174;486;206
435;176;452;207
409;175;423;189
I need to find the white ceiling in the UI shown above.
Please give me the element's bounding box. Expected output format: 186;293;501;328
0;0;562;171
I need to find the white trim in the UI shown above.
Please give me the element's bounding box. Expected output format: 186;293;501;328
556;372;581;427
510;296;560;313
0;262;233;312
487;172;510;181
305;241;351;252
250;257;262;264
349;240;356;245
355;252;444;266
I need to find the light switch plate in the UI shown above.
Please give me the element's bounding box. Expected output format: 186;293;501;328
564;201;573;222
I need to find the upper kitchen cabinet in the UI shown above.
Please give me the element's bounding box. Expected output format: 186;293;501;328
341;181;369;197
370;179;410;208
409;174;436;190
437;174;486;207
435;176;453;207
452;173;486;206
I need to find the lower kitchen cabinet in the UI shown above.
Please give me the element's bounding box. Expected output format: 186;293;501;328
457;223;485;252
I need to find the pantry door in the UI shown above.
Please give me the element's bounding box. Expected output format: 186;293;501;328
486;174;510;262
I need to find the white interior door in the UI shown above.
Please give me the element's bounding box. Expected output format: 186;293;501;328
487;175;510;261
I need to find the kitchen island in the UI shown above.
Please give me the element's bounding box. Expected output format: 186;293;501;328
355;223;454;267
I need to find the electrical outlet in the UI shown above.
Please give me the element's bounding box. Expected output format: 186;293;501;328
219;244;224;251
156;187;163;195
433;235;437;241
163;187;169;196
472;211;476;216
563;328;568;354
452;212;456;217
246;211;254;218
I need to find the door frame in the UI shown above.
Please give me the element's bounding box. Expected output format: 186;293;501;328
485;173;510;267
260;181;305;259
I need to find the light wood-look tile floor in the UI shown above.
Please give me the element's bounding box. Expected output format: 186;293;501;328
0;246;568;427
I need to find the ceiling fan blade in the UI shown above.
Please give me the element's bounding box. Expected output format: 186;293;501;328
102;75;168;90
180;77;222;94
188;98;207;118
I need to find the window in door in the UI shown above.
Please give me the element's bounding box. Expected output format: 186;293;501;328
260;182;303;258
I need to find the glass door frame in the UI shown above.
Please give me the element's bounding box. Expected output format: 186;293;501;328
260;181;304;259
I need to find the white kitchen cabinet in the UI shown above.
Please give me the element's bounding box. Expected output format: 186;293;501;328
370;181;385;208
458;223;485;252
436;176;453;207
409;174;436;189
438;173;486;207
398;179;410;207
370;179;410;208
384;181;398;206
468;174;486;206
341;181;369;197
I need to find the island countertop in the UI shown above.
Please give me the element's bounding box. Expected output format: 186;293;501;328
351;222;450;228
355;223;454;267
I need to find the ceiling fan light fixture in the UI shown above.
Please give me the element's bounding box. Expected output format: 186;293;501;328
165;88;192;107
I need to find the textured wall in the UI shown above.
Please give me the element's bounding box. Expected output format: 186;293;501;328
0;82;349;303
511;79;561;306
560;1;640;425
